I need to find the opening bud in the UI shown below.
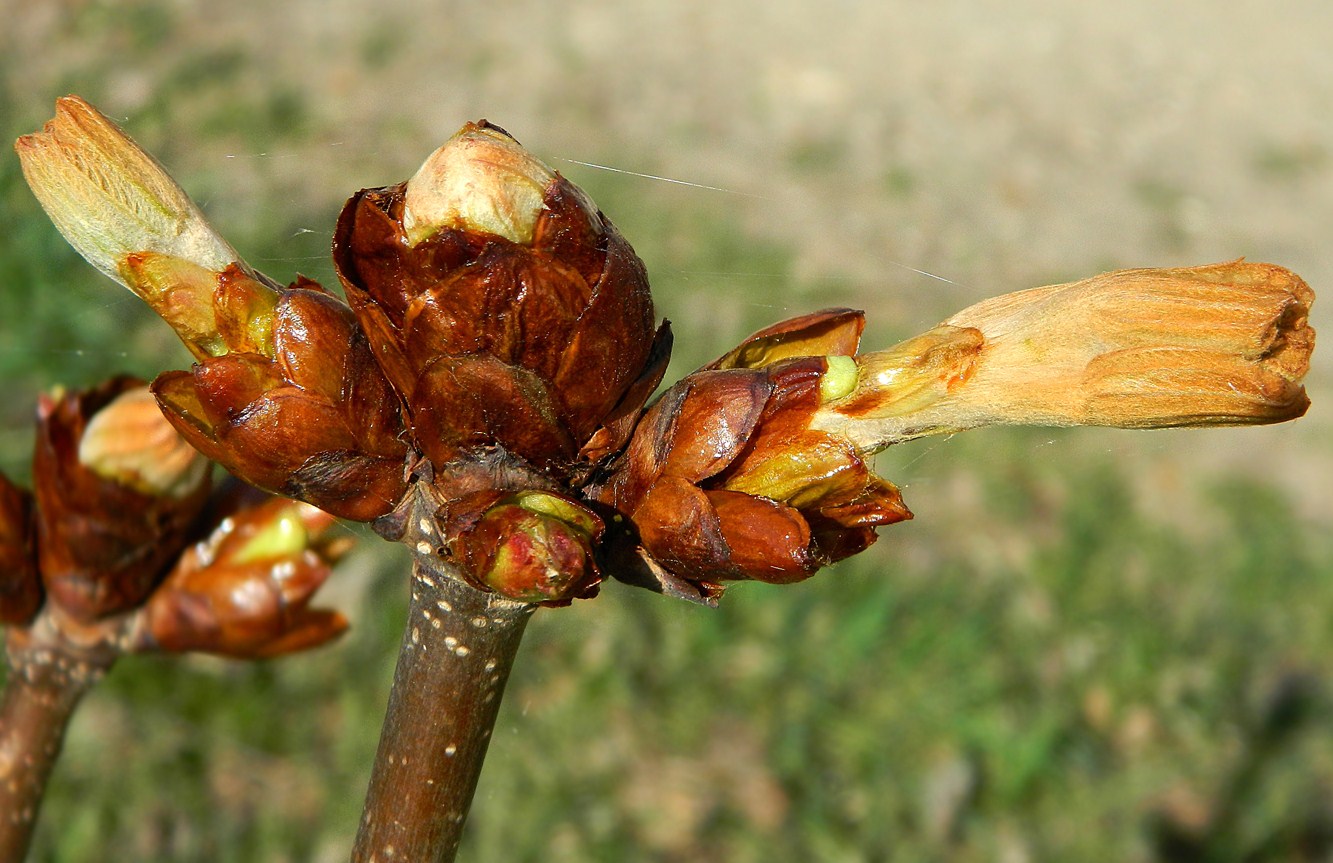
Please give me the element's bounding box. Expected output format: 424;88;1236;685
77;385;210;499
34;378;213;621
599;310;909;600
16;96;241;290
334;118;662;480
815;261;1316;449
402;122;568;246
139;497;350;658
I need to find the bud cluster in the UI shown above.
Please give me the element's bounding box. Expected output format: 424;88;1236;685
1;378;348;659
595;310;911;601
16;97;1317;608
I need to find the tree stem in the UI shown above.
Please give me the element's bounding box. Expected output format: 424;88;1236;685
0;624;115;862
352;555;535;863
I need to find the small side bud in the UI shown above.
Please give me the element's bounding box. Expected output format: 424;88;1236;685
480;507;596;603
441;491;602;605
138;498;350;658
819;354;859;402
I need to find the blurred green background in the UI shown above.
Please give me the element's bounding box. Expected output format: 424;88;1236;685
2;1;1331;860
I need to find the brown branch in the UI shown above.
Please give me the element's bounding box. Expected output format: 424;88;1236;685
0;619;117;861
351;552;535;863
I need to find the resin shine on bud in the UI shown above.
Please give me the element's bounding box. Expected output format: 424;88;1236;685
431;490;603;605
598;309;910;602
475;493;601;604
138;497;350;658
334;117;666;500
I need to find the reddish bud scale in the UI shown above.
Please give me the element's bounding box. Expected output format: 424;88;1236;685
151;269;410;522
334;141;671;606
33;377;213;622
433;490;603;605
0;473;41;624
598;310;911;601
333;176;669;488
7;375;351;659
141;496;349;658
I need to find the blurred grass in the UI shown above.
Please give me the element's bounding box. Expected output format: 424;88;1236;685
3;3;1332;862
16;449;1333;862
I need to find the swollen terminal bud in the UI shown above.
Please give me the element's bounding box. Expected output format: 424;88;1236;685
333;120;671;602
402;122;562;247
334;119;668;491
